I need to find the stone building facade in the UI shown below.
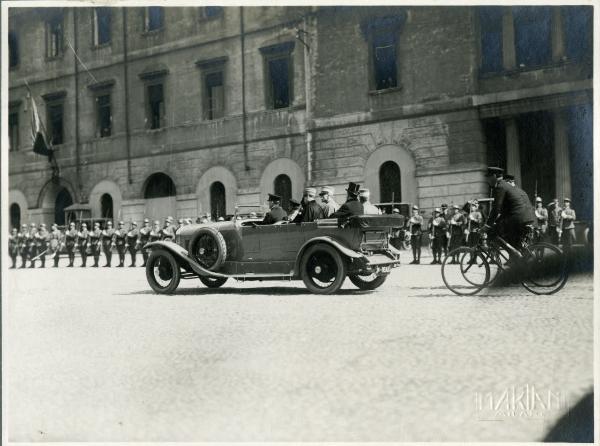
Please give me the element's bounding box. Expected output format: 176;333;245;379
7;6;593;227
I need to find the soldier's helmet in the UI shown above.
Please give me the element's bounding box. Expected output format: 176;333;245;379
118;221;124;226
131;221;138;226
392;208;400;214
94;222;100;227
144;218;150;224
81;222;87;228
107;220;113;226
21;224;27;229
30;222;37;228
69;222;75;227
40;223;46;229
52;223;58;229
11;228;17;233
153;220;160;226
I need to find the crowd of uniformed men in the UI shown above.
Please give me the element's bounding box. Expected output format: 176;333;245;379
8;177;577;269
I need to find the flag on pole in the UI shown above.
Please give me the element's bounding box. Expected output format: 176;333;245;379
30;95;52;157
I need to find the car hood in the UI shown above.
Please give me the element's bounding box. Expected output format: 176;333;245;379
177;221;235;238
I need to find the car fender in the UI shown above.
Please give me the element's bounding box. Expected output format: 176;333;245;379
294;236;364;273
144;241;230;279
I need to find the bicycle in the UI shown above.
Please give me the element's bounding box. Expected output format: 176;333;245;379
441;225;569;296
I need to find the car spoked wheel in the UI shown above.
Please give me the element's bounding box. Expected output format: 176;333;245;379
301;243;346;294
349;273;388;290
146;249;181;294
191;228;227;271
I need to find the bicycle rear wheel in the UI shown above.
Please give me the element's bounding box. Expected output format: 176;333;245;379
442;247;491;295
521;242;568;295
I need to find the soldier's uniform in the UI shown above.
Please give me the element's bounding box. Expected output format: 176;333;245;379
90;223;103;267
64;223;78;267
160;217;176;241
138;219;152;267
27;223;38;268
262;194;287;224
547;199;562;245
448;205;465;262
102;222;115;267
319;186;340;218
9;229;19;268
36;224;49;268
465;200;483;250
428;209;447;264
440;204;450;257
534;197;548;243
407;206;424;264
48;224;63;267
78;224;90;267
561;199;576;250
114;221;128;267
18;224;28;268
126;222;140;267
149;221;162;243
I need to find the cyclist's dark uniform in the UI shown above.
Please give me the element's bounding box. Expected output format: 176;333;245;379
488;179;535;250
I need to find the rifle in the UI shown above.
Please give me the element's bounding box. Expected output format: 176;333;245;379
30;249;49;262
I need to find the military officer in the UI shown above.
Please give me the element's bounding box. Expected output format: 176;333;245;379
331;182;364;224
407;205;424;264
114;221;128;267
9;228;19;268
101;221;116;267
77;222;90;267
48;223;63;267
18;224;28;268
26;223;38;268
90;222;103;267
547;197;562;245
561;198;576;250
428;208;447;264
299;187;324;223
465;199;483;250
149;220;162;243
161;216;176;241
534;197;548;242
287;198;302;222
359;188;382;215
36;223;49;268
262;194;287;224
448;204;465;263
126;221;140;267
138;218;152;267
64;222;78;267
319;186;339;218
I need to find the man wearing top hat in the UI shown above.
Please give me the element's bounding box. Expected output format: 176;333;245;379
331;182;364;223
560;198;576;249
319;186;339;218
262;193;287;224
359;188;382;215
534;196;548;242
287;198;302;222
298;187;324;223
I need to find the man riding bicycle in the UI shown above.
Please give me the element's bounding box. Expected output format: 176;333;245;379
483;167;536;259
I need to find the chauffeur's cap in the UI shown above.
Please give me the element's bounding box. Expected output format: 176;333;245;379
505;174;515;181
486;166;504;176
289;198;301;208
319;186;334;196
267;193;281;202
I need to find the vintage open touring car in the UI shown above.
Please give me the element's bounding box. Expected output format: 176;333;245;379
144;212;403;294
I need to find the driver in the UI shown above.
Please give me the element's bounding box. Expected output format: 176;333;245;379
262;193;287;224
484;166;535;254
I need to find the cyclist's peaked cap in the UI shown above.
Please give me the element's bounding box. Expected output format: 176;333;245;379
486;166;504;176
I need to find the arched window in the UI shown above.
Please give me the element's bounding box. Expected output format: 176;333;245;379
144;173;176;199
274;174;292;209
100;193;113;219
210;181;226;220
55;188;73;225
10;203;20;229
379;161;401;203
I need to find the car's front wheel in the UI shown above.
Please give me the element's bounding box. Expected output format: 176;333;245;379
199;276;228;288
301;243;346;294
348;273;388;290
146;249;181;294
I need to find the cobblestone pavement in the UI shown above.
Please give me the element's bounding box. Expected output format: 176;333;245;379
4;252;594;442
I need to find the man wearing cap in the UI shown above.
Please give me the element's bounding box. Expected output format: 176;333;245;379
64;222;79;267
139;219;152;267
319;186;339;218
287;198;302;222
150;220;162;243
407;205;424;264
101;221;116;267
9;228;19;269
465;200;483;251
262;194;287;224
126;221;140;267
113;221;128;267
26;223;38;268
534;197;548;242
428;208;447;264
485;166;535;254
298;187;324;223
560;198;576;250
359;188;381;215
547;197;563;245
331;182;364;223
448;204;466;263
78;222;90;267
35;223;49;268
90;222;103;267
161;216;176;241
18;224;29;268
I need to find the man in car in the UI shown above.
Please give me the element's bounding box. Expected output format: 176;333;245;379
331;182;364;224
298;187;324;223
161;216;176;241
358;188;381;215
319;186;339;217
287;198;302;222
485;166;535;255
262;193;287;224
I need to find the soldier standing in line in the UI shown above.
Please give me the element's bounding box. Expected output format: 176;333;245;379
78;222;90;267
150;220;162;243
102;221;115;267
465;199;483;250
36;223;49;268
48;223;63;267
114;221;128;267
64;222;78;267
547;197;563;246
9;228;19;268
407;205;424;264
138;219;152;267
27;223;38;268
534;197;548;243
90;222;103;267
561;198;577;250
18;224;28;268
428;208;447;264
448;204;465;263
440;204;450;258
319;186;339;218
161;216;176;241
126;221;140;267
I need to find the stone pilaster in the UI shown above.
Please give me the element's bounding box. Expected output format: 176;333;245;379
504;117;521;185
553;109;571;200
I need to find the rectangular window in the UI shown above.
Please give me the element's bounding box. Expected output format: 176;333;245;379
9;111;19;151
373;33;398;90
46;15;63;58
147;83;165;129
94;8;111;46
205;71;224;120
47;102;64;145
9;31;19;68
96;94;112;137
513;6;552;68
145;7;164;32
479;7;504;74
563;6;592;62
267;56;291;109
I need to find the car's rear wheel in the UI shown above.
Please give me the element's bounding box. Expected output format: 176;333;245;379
190;228;227;271
146;249;180;294
348;273;388;290
199;276;228;288
301;243;346;294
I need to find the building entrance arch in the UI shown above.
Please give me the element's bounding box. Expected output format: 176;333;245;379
364;145;417;205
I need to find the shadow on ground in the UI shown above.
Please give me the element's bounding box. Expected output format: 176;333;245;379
120;286;375;297
543;390;594;442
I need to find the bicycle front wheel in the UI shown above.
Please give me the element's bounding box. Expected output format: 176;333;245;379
521;242;569;295
442;247;491;295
